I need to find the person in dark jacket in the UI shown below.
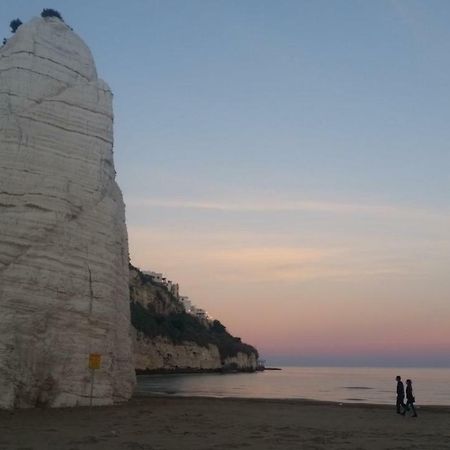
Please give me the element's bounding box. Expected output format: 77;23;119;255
405;379;418;417
395;375;407;414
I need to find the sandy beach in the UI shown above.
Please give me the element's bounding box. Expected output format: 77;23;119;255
2;396;449;450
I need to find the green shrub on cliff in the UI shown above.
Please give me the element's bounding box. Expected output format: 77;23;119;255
41;9;64;21
130;301;258;360
9;19;22;33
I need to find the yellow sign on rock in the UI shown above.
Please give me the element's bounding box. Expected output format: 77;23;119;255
89;353;101;370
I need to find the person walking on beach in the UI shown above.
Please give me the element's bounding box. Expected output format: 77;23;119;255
395;375;407;415
405;379;418;417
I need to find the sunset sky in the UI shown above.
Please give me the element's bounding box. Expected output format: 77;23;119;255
2;0;450;366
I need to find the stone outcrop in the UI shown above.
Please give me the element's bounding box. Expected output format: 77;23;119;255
134;334;258;373
0;17;135;408
135;336;226;372
130;266;184;315
130;266;258;373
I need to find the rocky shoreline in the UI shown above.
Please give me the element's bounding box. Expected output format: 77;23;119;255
136;366;257;375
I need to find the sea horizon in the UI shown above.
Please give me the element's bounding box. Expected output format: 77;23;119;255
265;363;450;369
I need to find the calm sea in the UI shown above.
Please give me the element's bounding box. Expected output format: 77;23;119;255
136;366;450;405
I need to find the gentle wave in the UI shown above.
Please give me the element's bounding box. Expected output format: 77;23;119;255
344;386;374;390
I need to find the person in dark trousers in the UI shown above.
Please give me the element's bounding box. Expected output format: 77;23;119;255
405;379;418;417
396;375;407;414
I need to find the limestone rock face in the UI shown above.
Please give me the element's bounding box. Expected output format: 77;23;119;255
0;17;135;408
134;334;258;372
134;335;223;371
223;352;258;372
129;268;184;315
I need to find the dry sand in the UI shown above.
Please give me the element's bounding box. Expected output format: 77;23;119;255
1;396;449;450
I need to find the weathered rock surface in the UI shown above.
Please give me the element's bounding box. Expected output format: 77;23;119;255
134;334;257;372
129;267;184;315
135;335;224;372
0;17;135;408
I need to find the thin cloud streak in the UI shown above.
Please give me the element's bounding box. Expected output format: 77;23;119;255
128;197;450;221
127;226;428;285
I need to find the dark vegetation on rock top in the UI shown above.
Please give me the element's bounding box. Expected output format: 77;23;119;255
9;19;22;33
41;9;64;21
3;9;65;47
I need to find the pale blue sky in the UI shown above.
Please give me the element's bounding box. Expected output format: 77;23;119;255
2;1;450;366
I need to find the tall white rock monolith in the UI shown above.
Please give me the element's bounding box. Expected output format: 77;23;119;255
0;17;135;408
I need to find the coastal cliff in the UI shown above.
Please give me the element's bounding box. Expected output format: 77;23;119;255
130;266;258;373
0;16;135;408
0;12;257;410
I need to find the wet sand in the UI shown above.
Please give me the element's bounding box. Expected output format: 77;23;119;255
1;396;449;450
